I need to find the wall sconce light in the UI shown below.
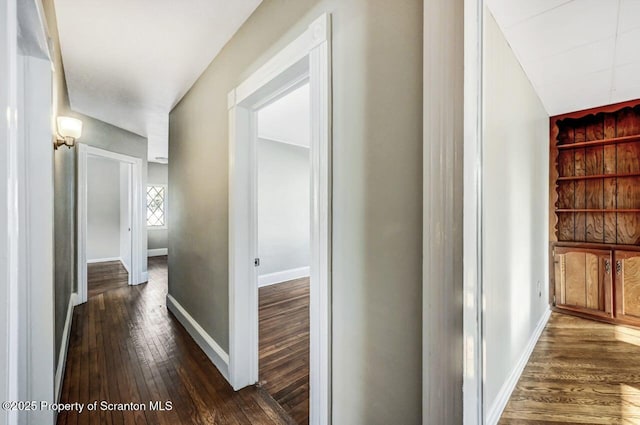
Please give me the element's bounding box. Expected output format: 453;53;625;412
54;116;83;150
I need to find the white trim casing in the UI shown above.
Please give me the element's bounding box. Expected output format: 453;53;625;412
2;2;20;423
54;293;77;402
78;144;146;304
258;266;310;287
228;13;332;425
148;248;168;257
463;0;484;423
86;257;122;264
485;309;551;424
423;0;465;423
166;295;229;380
18;55;55;424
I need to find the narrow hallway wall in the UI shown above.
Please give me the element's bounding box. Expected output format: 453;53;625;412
483;9;550;421
169;0;423;423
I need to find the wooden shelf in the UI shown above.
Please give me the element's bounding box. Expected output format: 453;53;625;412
555;209;640;213
558;172;640;181
557;134;640;150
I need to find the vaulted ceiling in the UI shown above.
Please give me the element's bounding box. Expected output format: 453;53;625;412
487;0;640;116
55;0;262;162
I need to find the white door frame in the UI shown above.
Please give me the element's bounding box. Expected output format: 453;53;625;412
77;144;145;304
463;0;485;423
228;13;331;425
1;1;20;423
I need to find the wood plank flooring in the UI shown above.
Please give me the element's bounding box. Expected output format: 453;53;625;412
259;278;310;425
57;256;295;425
87;260;128;298
500;312;640;424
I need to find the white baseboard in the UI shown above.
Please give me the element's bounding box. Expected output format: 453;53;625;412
55;292;78;402
486;308;552;425
258;266;310;287
148;248;168;257
166;294;230;382
136;271;149;284
87;256;121;264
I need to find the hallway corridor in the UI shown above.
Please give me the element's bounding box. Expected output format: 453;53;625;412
500;313;640;424
57;257;295;425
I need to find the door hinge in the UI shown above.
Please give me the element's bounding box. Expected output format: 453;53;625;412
254;258;260;267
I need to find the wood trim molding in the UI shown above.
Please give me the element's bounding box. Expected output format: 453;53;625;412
551;98;640;121
166;295;230;381
55;293;78;402
485;308;551;425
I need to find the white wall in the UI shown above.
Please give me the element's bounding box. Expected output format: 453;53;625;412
258;83;310;147
257;138;310;279
87;156;121;260
483;9;550;421
147;161;168;252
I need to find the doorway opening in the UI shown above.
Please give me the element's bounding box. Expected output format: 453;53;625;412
78;144;145;304
228;13;331;425
256;82;311;423
85;156;132;298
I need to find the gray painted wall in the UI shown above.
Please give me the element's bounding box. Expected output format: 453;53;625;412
169;1;423;423
257;139;310;276
44;0;149;367
483;9;550;416
44;0;76;367
147;162;168;250
87;157;121;260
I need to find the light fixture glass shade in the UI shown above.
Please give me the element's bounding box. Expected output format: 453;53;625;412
57;116;83;139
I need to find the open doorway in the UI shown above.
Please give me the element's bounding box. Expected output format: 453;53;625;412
85;156;132;298
78;144;145;304
227;13;331;425
256;82;311;423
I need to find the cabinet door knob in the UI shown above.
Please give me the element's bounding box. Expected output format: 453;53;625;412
617;260;622;274
605;259;611;274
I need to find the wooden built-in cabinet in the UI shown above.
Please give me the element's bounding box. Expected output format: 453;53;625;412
550;99;640;327
553;247;612;318
615;250;640;323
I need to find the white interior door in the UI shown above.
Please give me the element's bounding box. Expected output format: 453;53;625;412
119;162;132;280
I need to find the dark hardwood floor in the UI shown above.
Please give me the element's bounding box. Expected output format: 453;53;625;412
57;255;295;425
87;260;129;298
500;312;640;424
259;278;310;425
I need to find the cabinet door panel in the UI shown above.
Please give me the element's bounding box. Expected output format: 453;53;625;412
586;253;601;310
554;247;612;317
615;250;640;322
564;252;586;306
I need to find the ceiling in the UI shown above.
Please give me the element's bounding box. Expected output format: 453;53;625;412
258;83;310;148
487;0;640;116
55;0;262;162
